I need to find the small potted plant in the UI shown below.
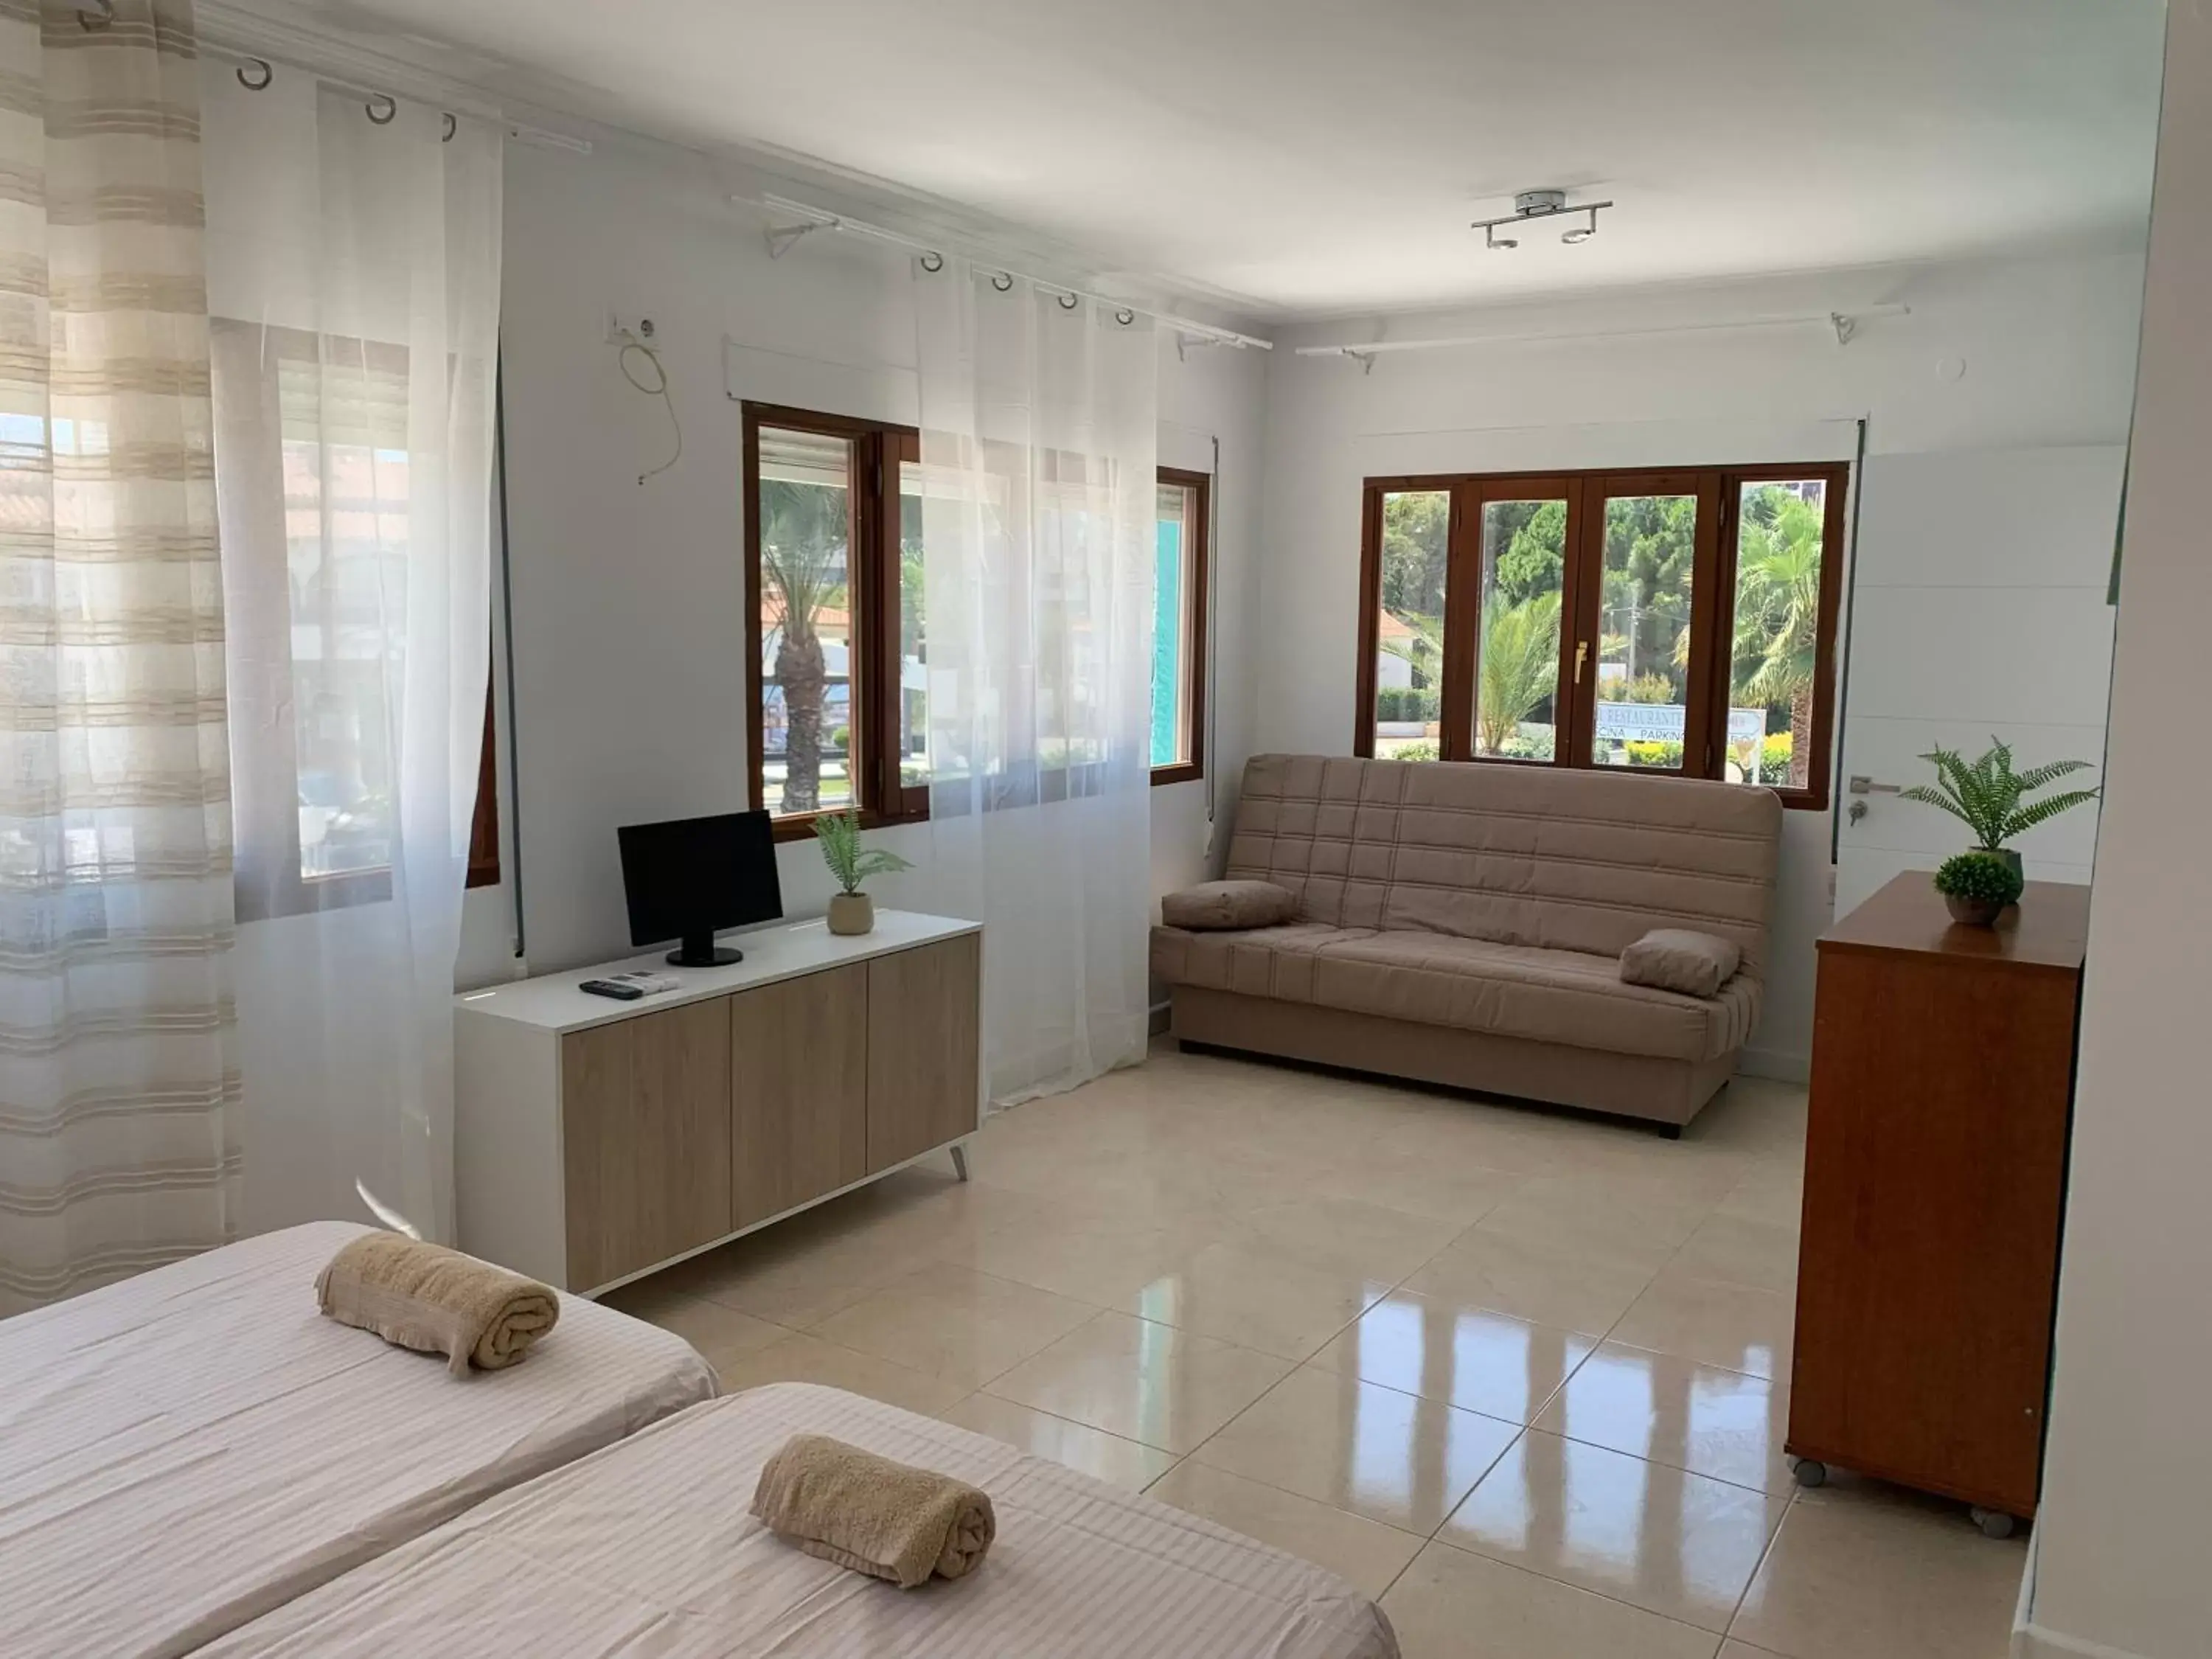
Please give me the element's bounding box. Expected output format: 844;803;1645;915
1933;850;2025;927
813;806;913;936
1899;738;2099;877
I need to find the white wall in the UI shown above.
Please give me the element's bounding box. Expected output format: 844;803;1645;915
2026;8;2212;1656
1253;252;2146;1074
483;129;1265;982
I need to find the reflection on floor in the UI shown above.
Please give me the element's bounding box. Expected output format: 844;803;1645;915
605;1041;2028;1659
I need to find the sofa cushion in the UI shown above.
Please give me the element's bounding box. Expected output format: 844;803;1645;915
1619;928;1742;999
1151;923;1378;1004
1161;880;1298;931
1152;923;1758;1062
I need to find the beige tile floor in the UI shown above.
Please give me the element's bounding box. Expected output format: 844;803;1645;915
604;1042;2027;1659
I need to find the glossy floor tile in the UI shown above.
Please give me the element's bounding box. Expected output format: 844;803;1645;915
1535;1340;1793;1495
1119;1239;1395;1360
1729;1477;2029;1659
984;1310;1293;1453
609;1293;785;1376
1382;1542;1723;1659
806;1265;1098;1389
1610;1267;1797;1382
1145;1460;1427;1600
936;1393;1177;1492
1439;1428;1789;1632
1404;1228;1662;1337
1307;1290;1597;1425
607;1041;2027;1659
711;1331;970;1414
1192;1365;1520;1534
1670;1213;1803;1295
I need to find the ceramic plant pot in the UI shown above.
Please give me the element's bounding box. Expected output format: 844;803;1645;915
1944;893;2006;928
827;892;875;936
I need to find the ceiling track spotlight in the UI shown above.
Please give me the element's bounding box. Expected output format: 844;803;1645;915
1474;189;1613;251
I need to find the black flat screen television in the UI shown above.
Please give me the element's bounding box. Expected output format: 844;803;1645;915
616;810;782;967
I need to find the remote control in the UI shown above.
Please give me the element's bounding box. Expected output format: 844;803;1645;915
580;978;645;1001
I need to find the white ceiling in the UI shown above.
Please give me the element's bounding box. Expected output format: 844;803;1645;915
271;0;2166;320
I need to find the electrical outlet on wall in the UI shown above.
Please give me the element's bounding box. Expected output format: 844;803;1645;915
607;309;657;344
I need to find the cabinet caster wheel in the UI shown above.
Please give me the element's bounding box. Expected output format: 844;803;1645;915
1969;1507;2016;1540
1792;1458;1827;1489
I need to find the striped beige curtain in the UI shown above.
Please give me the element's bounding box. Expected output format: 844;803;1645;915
0;0;238;1314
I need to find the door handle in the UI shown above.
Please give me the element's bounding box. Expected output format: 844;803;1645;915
1574;641;1588;685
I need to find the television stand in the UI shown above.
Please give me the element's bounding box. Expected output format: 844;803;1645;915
668;933;741;967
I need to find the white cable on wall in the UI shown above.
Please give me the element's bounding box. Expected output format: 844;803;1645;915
616;326;682;485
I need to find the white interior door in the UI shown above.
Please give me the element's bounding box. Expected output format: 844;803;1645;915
1834;446;2124;917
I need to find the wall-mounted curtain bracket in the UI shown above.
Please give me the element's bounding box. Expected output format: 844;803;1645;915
764;219;829;260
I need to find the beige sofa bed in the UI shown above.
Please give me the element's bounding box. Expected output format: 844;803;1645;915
1152;754;1783;1132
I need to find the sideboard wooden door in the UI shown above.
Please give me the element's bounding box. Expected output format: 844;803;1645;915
561;996;733;1289
731;962;869;1226
865;933;982;1172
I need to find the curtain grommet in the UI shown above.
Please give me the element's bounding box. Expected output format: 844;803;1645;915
991;272;1014;293
1057;292;1079;310
237;58;274;91
442;113;457;142
919;251;945;274
76;0;113;32
1115;308;1135;326
366;94;397;125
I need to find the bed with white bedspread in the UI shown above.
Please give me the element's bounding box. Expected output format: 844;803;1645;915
0;1220;714;1658
201;1381;1401;1658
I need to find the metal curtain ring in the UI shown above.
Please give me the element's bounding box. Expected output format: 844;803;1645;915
1057;291;1079;310
237;58;274;91
77;0;114;31
990;272;1014;293
442;112;457;142
366;94;397;125
1115;308;1135;326
919;251;945;274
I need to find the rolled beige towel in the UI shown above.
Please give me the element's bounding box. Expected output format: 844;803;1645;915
314;1231;559;1378
750;1433;997;1589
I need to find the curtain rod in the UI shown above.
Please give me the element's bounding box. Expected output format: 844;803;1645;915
193;20;591;153
733;193;1273;352
1299;303;1911;364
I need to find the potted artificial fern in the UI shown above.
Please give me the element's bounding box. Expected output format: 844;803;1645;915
813;806;913;936
1899;738;2099;878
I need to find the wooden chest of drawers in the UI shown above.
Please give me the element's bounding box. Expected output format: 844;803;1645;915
1788;874;2087;1522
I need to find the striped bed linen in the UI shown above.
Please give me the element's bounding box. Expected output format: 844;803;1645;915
0;1220;715;1658
202;1382;1402;1658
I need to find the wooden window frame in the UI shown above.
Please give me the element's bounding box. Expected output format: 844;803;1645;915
1151;466;1211;787
742;401;928;842
1354;460;1848;810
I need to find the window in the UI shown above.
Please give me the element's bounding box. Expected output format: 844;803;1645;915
742;403;927;835
209;321;502;919
1356;462;1848;807
1152;467;1209;784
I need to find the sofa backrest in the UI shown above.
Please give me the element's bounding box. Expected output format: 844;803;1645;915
1223;754;1784;981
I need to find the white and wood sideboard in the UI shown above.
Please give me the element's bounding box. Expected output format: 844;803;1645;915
453;909;981;1294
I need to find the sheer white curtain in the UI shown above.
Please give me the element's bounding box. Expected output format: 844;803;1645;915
199;66;501;1240
914;265;1156;1105
0;0;238;1314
